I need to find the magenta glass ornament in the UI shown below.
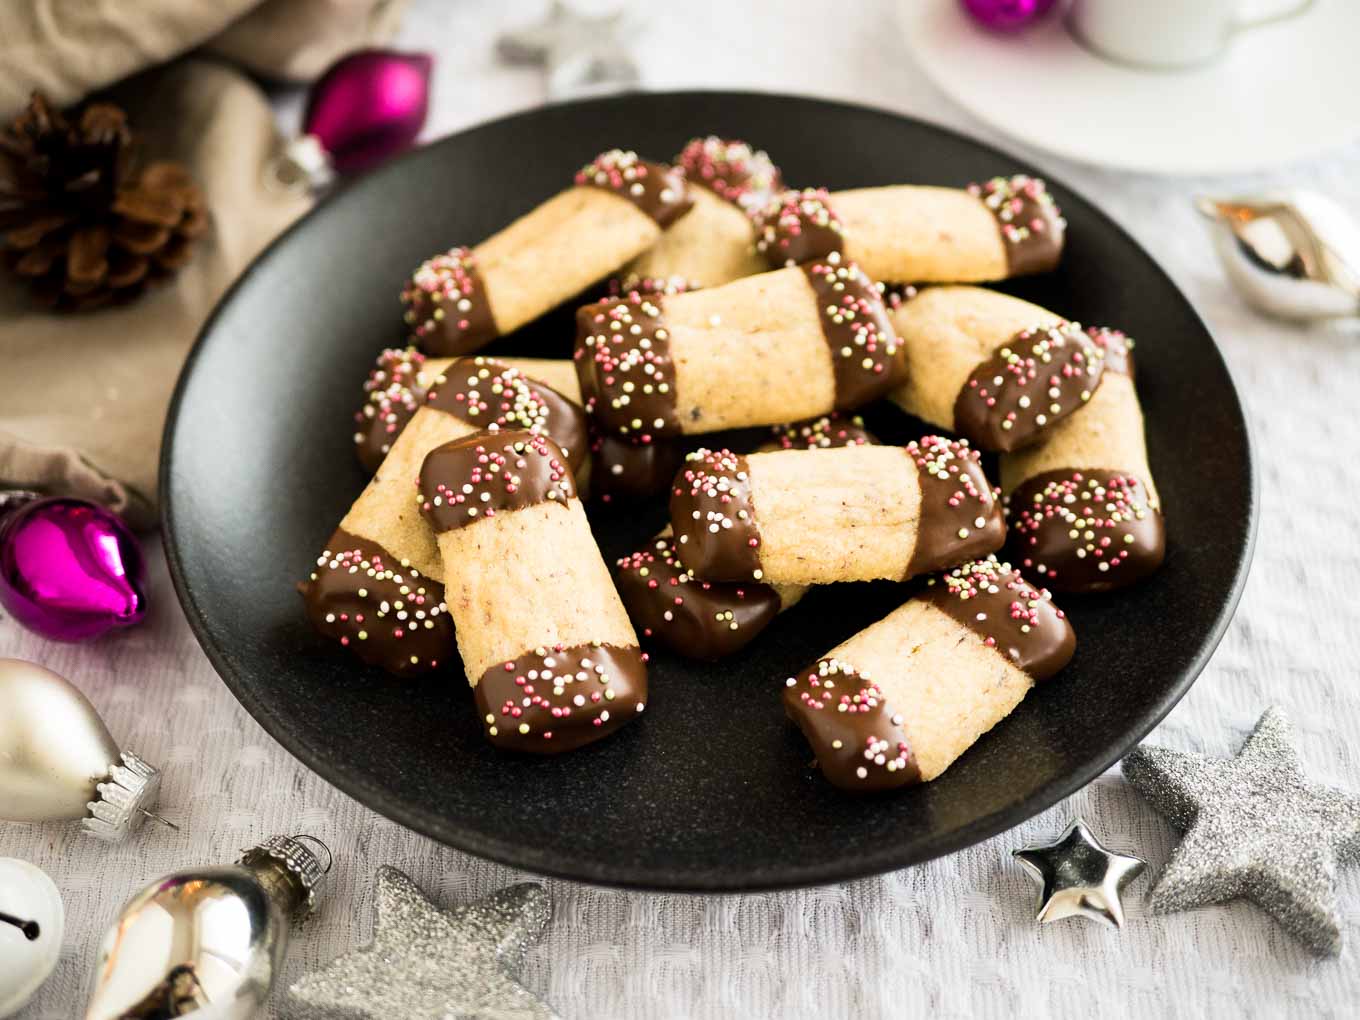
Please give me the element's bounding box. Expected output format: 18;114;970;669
960;0;1056;31
303;49;433;175
0;498;146;642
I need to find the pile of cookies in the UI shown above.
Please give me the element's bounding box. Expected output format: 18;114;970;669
300;138;1166;793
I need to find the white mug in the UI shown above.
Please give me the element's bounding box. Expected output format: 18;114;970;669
1066;0;1315;69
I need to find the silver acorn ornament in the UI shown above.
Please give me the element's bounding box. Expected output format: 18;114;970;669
85;834;331;1020
1196;190;1360;321
0;658;171;840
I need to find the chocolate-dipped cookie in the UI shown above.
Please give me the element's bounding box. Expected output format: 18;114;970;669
1001;328;1166;592
299;528;453;677
668;437;1003;586
783;555;1074;792
625;136;781;288
754;174;1065;282
888;285;1108;454
576;255;905;442
354;347;430;474
418;430;646;753
401;149;692;357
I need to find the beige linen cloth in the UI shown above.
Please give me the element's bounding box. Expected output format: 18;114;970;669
0;0;406;527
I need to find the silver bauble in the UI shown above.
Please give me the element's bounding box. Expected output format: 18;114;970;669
85;834;330;1020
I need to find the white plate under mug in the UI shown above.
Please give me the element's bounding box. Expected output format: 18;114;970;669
901;0;1360;176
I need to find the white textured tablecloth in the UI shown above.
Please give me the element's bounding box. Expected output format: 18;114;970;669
6;1;1360;1016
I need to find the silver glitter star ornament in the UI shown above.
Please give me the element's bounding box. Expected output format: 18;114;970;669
287;866;560;1020
497;1;640;99
1123;706;1360;956
1013;817;1146;928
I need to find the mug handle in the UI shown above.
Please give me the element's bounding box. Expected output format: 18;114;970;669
1234;0;1315;32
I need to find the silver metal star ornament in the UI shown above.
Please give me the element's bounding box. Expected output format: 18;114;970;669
497;1;640;99
1123;706;1360;957
286;866;560;1019
1013;817;1146;928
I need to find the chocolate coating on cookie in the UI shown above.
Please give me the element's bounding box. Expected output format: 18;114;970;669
574;290;679;439
476;642;647;753
616;533;781;660
754;187;845;268
418;430;575;534
575;149;692;228
952;322;1104;453
803;254;906;409
590;431;682;504
675;136;782;214
1087;325;1134;377
401;246;497;356
968;175;1065;277
1006;469;1165;593
782;658;921;792
924;555;1075;680
299;528;453;677
354;347;429;474
426;356;589;473
670;448;763;581
905;436;1006;577
767;412;875;451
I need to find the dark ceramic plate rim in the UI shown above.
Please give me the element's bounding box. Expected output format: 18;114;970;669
161;90;1258;892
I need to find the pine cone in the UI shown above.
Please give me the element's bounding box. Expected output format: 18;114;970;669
0;92;208;311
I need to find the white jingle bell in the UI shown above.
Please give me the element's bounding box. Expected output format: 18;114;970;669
0;858;64;1018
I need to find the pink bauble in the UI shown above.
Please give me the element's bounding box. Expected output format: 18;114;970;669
304;49;433;175
960;0;1057;31
0;498;146;642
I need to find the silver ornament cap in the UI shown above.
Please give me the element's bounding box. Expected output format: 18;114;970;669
238;834;331;918
82;752;163;842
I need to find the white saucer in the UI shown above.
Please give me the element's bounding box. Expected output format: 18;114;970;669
901;0;1360;176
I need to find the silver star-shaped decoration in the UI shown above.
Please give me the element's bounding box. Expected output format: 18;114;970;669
1123;706;1360;956
1013;816;1146;928
286;866;560;1019
497;1;640;99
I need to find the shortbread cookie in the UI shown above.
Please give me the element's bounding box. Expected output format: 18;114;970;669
401;150;692;355
576;255;904;441
352;352;583;476
887;285;1106;453
418;431;645;752
669;437;1003;585
1001;330;1165;592
335;356;588;585
783;556;1074;792
625;137;780;287
754;175;1065;281
298;530;454;677
615;414;873;659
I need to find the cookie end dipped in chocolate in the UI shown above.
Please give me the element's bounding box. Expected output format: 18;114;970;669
575;149;692;228
1006;469;1165;593
426;356;589;475
401;246;497;356
669;448;763;582
969;174;1066;277
675;136;782;215
299;528;453;677
475;642;647;753
782;658;921;792
590;431;682;504
354;347;429;474
952;322;1104;453
766;412;875;451
574;290;680;440
924;555;1075;680
802;254;908;407
418;429;576;535
616;534;781;660
754;187;845;269
905;436;1006;577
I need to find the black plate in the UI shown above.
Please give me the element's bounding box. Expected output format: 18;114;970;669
162;92;1255;891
